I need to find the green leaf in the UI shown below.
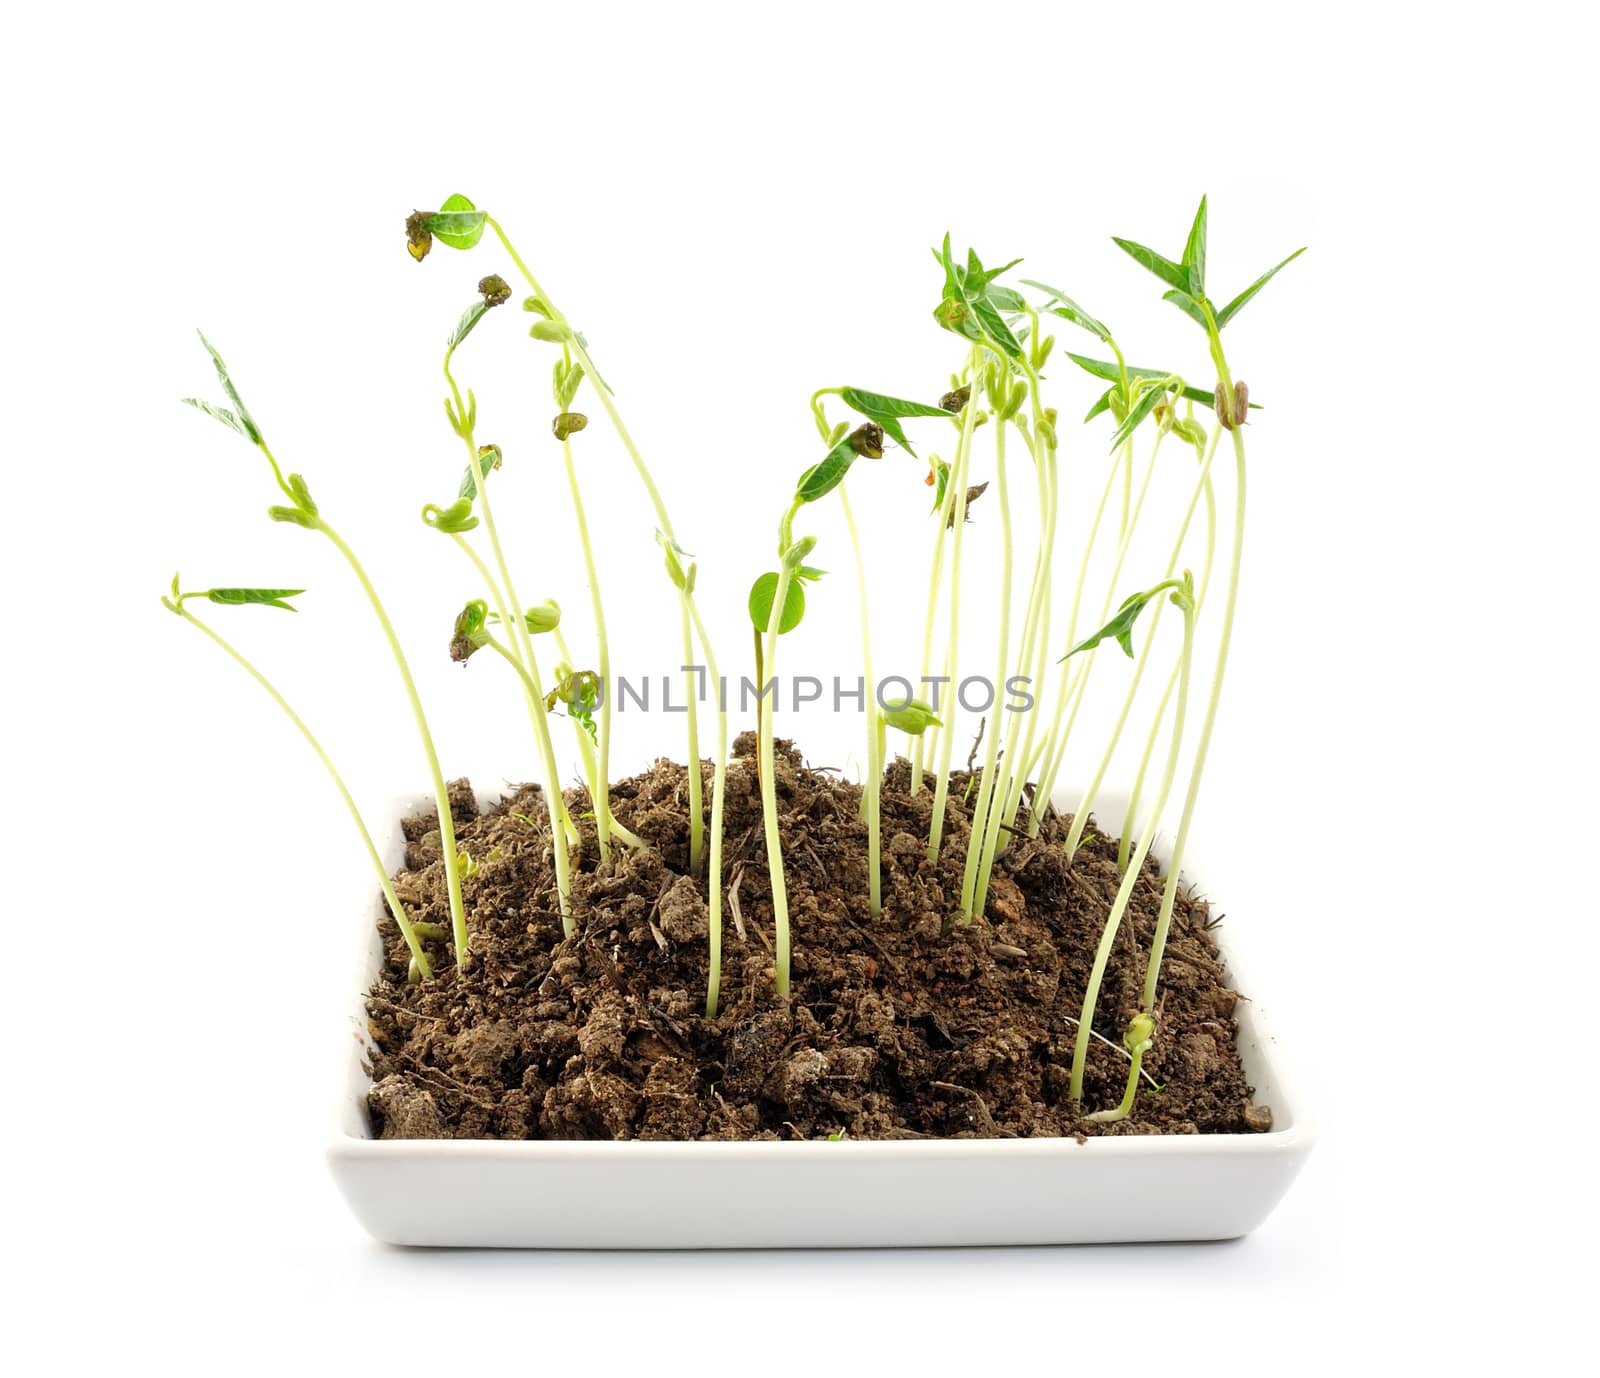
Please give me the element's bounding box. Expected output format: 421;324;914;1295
1182;196;1207;296
1215;247;1308;329
966;252;1023;291
267;505;317;528
937;234;962;300
430;195;486;250
985;284;1027;313
195;333;261;443
207;586;303;612
1162;288;1210;330
929;455;951;513
748;571;806;634
880;698;942;734
1083;387;1115;423
796;565;826;582
447;300;491;351
422;497;478;534
1021;279;1111;342
1110;237;1189;293
796;434;859;504
656;530;697;594
1064;590;1154;660
1108;377;1176;451
970;293;1023;358
287;473;317;515
839;387;950;459
459;445;501;500
1063;353;1236;411
182;398;252;441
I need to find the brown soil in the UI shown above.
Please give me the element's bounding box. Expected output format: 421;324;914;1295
363;738;1266;1141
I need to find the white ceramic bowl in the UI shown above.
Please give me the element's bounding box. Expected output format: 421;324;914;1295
328;790;1313;1247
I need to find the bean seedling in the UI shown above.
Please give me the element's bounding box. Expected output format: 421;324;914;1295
166;193;1301;1123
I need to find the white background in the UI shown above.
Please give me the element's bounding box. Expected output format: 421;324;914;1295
2;0;1593;1370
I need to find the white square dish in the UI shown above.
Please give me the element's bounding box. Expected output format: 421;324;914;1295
328;789;1313;1248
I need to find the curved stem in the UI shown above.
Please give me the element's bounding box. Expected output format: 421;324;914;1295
446;407;574;934
312;517;468;961
171;602;433;977
448;532;578;849
486;215;712;877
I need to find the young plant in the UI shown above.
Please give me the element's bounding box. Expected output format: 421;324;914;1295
408;194;722;881
425;280;575;930
162;579;436;979
807;385;950;918
1090;196;1305;1120
182;336;472;965
1059;572;1198;1110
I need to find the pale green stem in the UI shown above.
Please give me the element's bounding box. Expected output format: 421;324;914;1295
678;594;705;874
1066;427;1223;859
1027;443;1124;835
558;433;637;860
838;485;881;917
1068;596;1196;1103
448;405;574;936
1087;1043;1147;1124
999;429;1057;833
960;417;1012;918
976;410;1053;918
312;517;469;961
686;595;729;1017
486;216;711;840
1122;459;1217;870
169;601;432;977
910;472;954;797
1141;419;1247;1015
926;356;984;862
1035;430;1165;835
446;532;580;851
759;558;799;996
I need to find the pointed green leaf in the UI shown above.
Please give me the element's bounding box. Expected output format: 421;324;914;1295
196;333;261;443
796;434;859;504
1182;196;1207;296
968;254;1023;290
1021;279;1111;341
796;565;826;582
1064;590;1153;660
1064;352;1247;411
984;283;1025;313
447;300;491;351
1110;237;1189;292
970;293;1022;358
1163;288;1210;330
459;445;501;500
1215;247;1308;328
1083;387;1115;423
182;398;252;441
839;386;951;459
938;234;962;299
656;529;698;594
1108;378;1176;451
748;571;806;634
207;587;304;612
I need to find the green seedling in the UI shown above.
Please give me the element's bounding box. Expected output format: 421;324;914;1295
162;578;435;978
182;335;473;965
